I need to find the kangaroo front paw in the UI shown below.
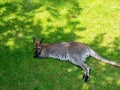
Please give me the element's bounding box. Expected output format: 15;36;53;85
83;74;89;82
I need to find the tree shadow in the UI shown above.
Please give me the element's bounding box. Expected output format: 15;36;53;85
0;0;85;45
35;0;85;43
85;34;120;89
88;34;120;89
1;0;119;89
0;0;86;90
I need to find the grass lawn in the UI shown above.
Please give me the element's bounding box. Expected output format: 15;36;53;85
0;0;120;90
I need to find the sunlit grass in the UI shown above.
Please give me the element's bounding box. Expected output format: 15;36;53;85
0;0;120;90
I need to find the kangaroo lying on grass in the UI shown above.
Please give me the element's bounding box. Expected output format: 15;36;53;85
33;37;120;82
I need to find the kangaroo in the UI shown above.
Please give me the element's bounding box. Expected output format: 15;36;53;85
33;37;120;82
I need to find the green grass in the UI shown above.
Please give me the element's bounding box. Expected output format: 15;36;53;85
0;0;120;90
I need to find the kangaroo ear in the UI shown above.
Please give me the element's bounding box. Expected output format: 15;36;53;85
33;37;36;43
40;38;44;44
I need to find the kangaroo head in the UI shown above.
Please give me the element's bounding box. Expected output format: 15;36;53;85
33;37;44;58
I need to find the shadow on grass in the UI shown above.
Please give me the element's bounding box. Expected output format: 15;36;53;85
89;34;120;89
0;0;120;90
0;0;85;90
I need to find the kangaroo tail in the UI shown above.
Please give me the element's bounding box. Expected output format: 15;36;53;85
89;49;120;67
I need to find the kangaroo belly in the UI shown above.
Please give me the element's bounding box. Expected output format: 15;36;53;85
49;53;70;61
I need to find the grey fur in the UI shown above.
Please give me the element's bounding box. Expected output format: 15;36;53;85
33;38;120;82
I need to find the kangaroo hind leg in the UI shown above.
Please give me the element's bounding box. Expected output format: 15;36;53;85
81;63;91;82
70;59;91;82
